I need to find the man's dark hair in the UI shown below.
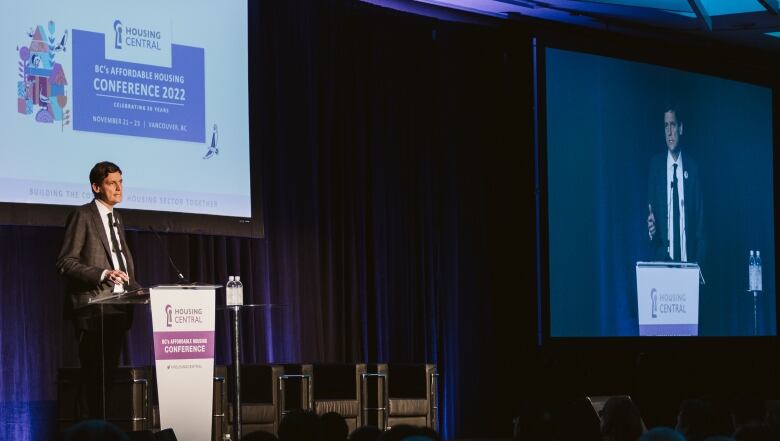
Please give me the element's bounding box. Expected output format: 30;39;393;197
663;104;683;124
89;161;122;196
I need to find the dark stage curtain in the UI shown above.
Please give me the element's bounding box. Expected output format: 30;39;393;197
0;2;533;440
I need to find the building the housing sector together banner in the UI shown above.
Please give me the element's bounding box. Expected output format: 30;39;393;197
0;0;251;217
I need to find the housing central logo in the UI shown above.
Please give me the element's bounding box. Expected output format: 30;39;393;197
650;288;658;319
163;305;205;327
15;21;70;130
112;19;163;51
104;15;172;68
113;20;122;49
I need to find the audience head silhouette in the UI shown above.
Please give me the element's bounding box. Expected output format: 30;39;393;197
349;425;382;441
731;393;766;431
278;409;320;441
677;398;718;441
600;396;644;441
320;412;349;441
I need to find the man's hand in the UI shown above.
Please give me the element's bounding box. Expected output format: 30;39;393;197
105;269;129;285
647;203;656;240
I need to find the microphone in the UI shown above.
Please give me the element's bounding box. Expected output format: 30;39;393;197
148;225;189;284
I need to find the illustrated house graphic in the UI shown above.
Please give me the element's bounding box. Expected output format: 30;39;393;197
49;63;68;120
18;23;68;123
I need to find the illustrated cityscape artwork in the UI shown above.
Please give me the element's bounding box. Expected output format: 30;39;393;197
16;21;70;130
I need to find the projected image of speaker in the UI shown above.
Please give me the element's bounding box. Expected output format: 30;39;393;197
538;46;776;339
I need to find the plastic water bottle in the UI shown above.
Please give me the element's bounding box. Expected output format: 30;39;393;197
749;250;756;291
756;251;763;292
234;276;244;306
226;275;236;305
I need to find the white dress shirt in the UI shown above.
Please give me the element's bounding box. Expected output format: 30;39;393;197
95;199;126;292
666;151;687;262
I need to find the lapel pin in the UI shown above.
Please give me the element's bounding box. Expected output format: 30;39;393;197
684;170;688;179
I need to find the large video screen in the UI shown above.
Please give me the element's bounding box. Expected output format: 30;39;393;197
0;0;251;224
544;47;776;337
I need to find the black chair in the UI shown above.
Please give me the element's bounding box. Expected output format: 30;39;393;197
304;363;366;432
277;363;314;420
226;364;284;436
374;363;437;430
57;366;151;432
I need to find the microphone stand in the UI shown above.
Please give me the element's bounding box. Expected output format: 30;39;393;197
149;226;191;285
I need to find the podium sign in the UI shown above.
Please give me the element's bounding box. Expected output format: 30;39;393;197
636;262;700;336
150;285;217;441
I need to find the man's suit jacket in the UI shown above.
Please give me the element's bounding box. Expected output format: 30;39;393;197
56;201;137;329
647;151;706;265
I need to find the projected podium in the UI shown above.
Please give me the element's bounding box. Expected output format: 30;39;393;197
635;262;701;336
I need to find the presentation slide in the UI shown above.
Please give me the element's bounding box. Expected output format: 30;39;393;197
545;48;776;337
1;0;251;217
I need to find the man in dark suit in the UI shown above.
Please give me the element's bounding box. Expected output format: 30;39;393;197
56;161;139;419
647;107;706;265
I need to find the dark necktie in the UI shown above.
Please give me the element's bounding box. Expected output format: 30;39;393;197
672;163;681;262
107;212;129;289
